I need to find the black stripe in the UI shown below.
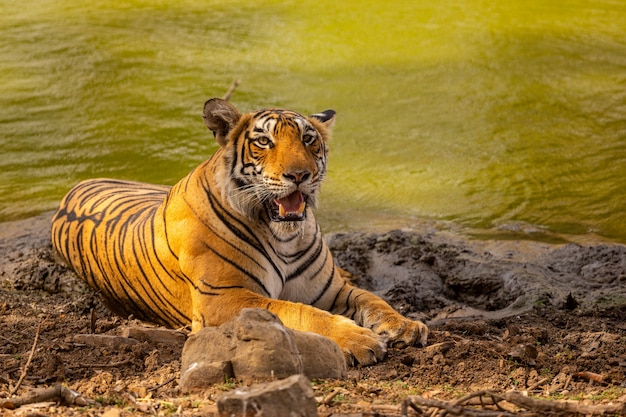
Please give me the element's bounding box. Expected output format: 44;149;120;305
310;265;335;306
183;178;267;272
197;279;245;296
53;179;190;327
161;189;180;261
138;214;190;323
200;175;284;279
349;293;365;321
202;242;271;297
102;219;166;322
329;282;350;314
285;238;324;281
274;222;321;246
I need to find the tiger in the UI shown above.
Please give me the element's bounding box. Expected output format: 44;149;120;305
51;98;428;365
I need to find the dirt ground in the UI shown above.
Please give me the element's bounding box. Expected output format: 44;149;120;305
0;213;625;416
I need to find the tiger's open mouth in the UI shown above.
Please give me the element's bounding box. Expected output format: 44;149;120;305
266;190;307;222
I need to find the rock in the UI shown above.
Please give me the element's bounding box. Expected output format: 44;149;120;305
180;308;346;391
292;330;346;380
181;308;302;388
181;360;236;389
121;326;186;347
217;374;318;417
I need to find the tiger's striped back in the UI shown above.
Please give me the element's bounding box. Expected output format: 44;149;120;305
52;179;191;327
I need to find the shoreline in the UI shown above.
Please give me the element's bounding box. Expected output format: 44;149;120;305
2;212;625;322
2;209;622;246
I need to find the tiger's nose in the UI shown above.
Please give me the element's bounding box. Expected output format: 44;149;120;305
283;171;311;185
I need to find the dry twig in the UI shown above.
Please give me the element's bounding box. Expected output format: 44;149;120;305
527;377;550;391
402;394;518;416
1;384;94;409
0;334;20;345
499;390;625;415
222;79;240;101
147;375;177;393
320;387;345;406
9;318;45;396
562;374;573;391
401;390;626;417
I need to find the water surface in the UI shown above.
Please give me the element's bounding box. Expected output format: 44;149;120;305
1;0;625;243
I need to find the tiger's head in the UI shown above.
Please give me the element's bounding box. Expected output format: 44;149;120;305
202;98;335;227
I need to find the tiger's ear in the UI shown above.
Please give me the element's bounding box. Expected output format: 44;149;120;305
310;110;336;129
202;98;242;146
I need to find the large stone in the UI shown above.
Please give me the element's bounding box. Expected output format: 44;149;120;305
217;374;318;417
181;360;235;390
179;308;346;391
292;331;346;380
180;308;301;388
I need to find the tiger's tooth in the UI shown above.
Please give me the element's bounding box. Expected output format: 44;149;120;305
297;201;306;214
279;204;286;217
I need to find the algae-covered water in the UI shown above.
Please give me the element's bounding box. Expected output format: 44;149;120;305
1;0;625;243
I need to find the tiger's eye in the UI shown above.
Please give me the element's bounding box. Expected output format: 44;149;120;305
303;134;317;145
254;136;271;147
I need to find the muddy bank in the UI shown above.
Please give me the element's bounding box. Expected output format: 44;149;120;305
1;213;625;416
4;212;625;323
327;229;626;322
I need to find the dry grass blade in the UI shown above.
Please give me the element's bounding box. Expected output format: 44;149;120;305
8;317;45;396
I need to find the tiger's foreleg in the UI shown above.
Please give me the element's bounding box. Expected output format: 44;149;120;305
327;280;429;348
190;287;386;366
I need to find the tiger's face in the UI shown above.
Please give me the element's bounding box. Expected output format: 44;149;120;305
203;99;336;226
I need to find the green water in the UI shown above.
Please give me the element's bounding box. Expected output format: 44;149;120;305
1;0;625;243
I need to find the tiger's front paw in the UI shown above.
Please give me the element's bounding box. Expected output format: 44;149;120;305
330;315;386;366
374;315;429;348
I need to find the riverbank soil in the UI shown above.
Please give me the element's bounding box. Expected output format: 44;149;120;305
1;214;625;416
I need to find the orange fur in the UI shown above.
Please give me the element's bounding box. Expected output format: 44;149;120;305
51;99;428;365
